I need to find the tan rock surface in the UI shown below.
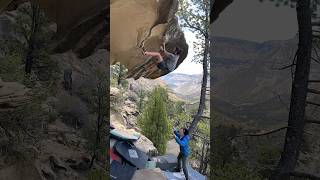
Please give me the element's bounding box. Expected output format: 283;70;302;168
110;0;188;79
132;168;166;180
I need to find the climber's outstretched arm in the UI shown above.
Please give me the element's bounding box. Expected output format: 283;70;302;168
144;51;163;63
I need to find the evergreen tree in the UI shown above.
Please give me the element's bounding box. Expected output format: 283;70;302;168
138;86;171;155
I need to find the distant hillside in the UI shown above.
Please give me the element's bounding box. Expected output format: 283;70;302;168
211;35;320;127
127;77;184;102
161;73;204;101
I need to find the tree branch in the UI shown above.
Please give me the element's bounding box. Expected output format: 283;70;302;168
290;171;320;180
181;15;207;37
308;88;320;95
312;22;320;26
311;57;320;63
309;80;320;83
306;101;320;107
306;119;320;125
235;126;289;138
276;63;296;70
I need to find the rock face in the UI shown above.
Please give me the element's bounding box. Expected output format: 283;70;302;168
0;78;29;111
0;0;108;58
110;0;188;79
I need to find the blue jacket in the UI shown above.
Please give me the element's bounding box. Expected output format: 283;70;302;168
174;131;190;156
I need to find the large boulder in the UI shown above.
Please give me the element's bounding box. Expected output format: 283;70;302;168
0;79;29;112
110;0;188;79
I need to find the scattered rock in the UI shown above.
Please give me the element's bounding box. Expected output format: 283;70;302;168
0;127;9;147
49;156;67;172
41;165;56;180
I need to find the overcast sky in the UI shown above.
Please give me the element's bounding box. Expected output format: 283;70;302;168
212;0;298;42
172;0;298;75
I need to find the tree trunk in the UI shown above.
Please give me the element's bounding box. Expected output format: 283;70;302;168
271;0;312;179
203;144;209;174
90;81;103;168
25;4;40;74
188;37;209;134
199;140;206;173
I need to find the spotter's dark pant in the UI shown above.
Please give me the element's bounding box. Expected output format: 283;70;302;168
176;152;189;179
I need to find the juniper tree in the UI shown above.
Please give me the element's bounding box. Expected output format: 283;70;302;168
138;86;171;155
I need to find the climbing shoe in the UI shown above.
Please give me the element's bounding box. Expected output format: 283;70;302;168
173;167;181;172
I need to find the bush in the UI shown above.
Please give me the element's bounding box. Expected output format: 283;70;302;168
88;168;108;180
0;54;25;83
211;163;262;180
138;86;171;155
56;93;89;129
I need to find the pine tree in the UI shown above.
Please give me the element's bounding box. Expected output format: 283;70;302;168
138;86;171;155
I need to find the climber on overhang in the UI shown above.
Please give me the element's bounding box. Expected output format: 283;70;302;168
142;41;181;74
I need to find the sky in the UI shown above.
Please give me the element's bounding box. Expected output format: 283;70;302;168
173;30;203;75
173;0;298;75
213;0;298;42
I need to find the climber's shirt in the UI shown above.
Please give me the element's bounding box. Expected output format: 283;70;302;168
162;53;179;72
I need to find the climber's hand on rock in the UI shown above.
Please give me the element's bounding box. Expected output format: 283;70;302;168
160;45;164;52
142;47;146;55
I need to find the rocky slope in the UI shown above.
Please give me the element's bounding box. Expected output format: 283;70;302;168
212;36;296;126
0;79;29;112
0;0;108;58
210;35;320;175
0;3;108;179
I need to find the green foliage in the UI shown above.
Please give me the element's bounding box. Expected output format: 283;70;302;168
0;54;24;82
211;125;239;167
257;145;281;178
212;163;262;180
210;125;263;180
15;3;53;49
88;168;108;180
0;3;59;98
177;0;210;63
138;86;172;155
110;63;128;88
137;89;147;112
81;71;108;167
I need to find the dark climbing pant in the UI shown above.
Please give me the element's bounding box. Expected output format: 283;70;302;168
177;152;189;179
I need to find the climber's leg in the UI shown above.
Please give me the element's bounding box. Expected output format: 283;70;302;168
175;153;182;172
182;155;189;180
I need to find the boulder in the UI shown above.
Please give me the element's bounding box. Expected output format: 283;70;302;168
0;78;29;112
132;168;166;180
110;0;188;79
134;134;158;155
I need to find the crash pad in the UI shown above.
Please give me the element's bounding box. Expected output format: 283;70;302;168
110;161;136;180
109;148;122;163
114;141;148;169
110;129;141;141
